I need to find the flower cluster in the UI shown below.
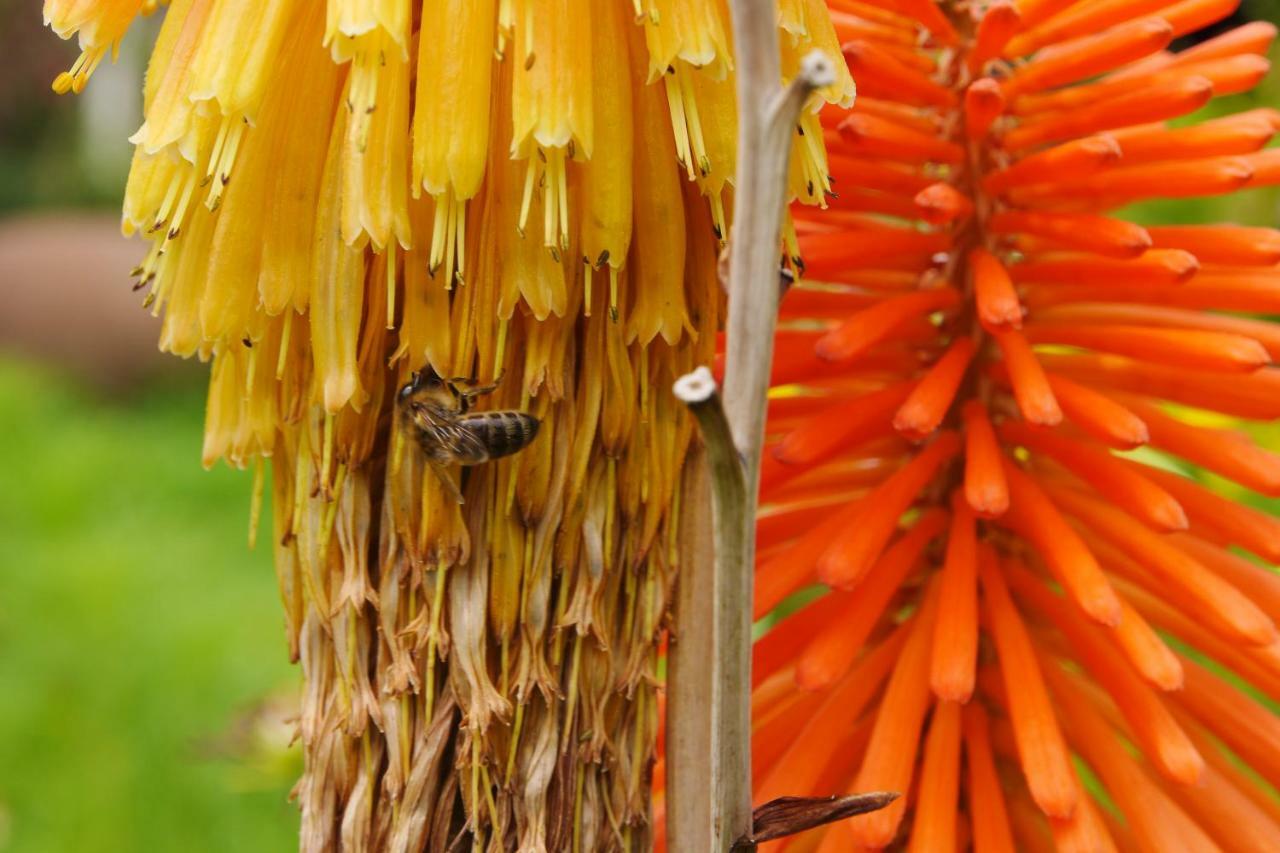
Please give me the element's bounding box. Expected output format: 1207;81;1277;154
44;0;855;849
749;0;1280;849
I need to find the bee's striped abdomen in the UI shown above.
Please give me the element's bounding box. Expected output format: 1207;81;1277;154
456;411;540;464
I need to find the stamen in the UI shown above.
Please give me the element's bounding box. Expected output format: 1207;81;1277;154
385;244;397;330
663;74;694;178
276;310;293;380
517;157;537;237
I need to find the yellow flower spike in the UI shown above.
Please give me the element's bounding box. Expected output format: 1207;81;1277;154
311;107;368;415
779;0;855;109
341;47;412;251
627;61;690;347
397;198;453;374
156;204;216;358
333;258;390;467
513;396;556;528
258;2;344;316
200;121;274;347
127;0;214;158
640;0;735;83
326;0;410;154
600;310;637;457
578;0;634;296
511;0;594;254
413;0;497;285
44;0;152;94
685;66;738;239
187;0;303;121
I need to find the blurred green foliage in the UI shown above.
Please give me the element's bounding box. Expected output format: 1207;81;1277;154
0;360;299;852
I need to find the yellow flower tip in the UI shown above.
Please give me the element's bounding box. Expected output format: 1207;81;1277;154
52;72;74;95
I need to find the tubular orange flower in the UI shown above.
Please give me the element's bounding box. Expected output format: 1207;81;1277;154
749;0;1280;849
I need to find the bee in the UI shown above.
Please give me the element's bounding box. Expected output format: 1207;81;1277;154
397;368;540;503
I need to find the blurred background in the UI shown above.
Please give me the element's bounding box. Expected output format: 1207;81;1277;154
0;1;1277;851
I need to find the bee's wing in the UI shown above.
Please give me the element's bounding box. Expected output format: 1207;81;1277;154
434;420;492;463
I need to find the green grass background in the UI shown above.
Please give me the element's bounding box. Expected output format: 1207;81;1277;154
0;362;299;852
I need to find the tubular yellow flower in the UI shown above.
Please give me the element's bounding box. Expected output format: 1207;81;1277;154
45;0;161;94
48;1;853;849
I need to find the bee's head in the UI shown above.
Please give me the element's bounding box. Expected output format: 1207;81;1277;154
398;368;447;405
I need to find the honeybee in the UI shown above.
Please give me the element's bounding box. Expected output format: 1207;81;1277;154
397;368;540;503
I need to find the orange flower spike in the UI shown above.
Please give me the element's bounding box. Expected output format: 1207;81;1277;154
757;627;910;804
968;1;1020;73
755;496;870;619
970;248;1022;331
1171;534;1280;625
964;78;1005;140
1162;0;1245;40
1023;323;1270;374
991;328;1062;425
753;593;852;686
1015;55;1272;116
982;135;1121;196
837;112;965;164
801;228;951;279
1015;0;1082;31
1045;374;1148;449
1177;653;1280;789
773;381;913;467
930;493;979;702
1002;18;1174;99
986;210;1151;258
842;40;958;109
908;700;963;853
829;11;919;48
1146;222;1280;265
817;432;961;589
797;509;948;690
815;288;959;364
1001;420;1187;531
961;703;1018;853
1044;665;1223;853
1243;146;1280;187
1152;468;1280;562
998;463;1121;625
914;182;975;225
1009;249;1199;287
827;153;936;195
1040;353;1280;420
1004;563;1204;784
894;337;976;439
1008;0;1174;56
1133;70;1275;132
1135;19;1277;77
1013;155;1256;205
1046;484;1277;646
1159;737;1280;853
1119;396;1280;496
1002;74;1213;150
979;554;1080;818
827;97;939;135
1050;796;1120;853
1175;708;1280;832
1035;304;1280;361
845;583;942;848
888;0;961;45
961;400;1009;517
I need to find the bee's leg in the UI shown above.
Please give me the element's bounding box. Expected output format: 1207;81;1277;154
427;459;466;504
452;373;504;402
